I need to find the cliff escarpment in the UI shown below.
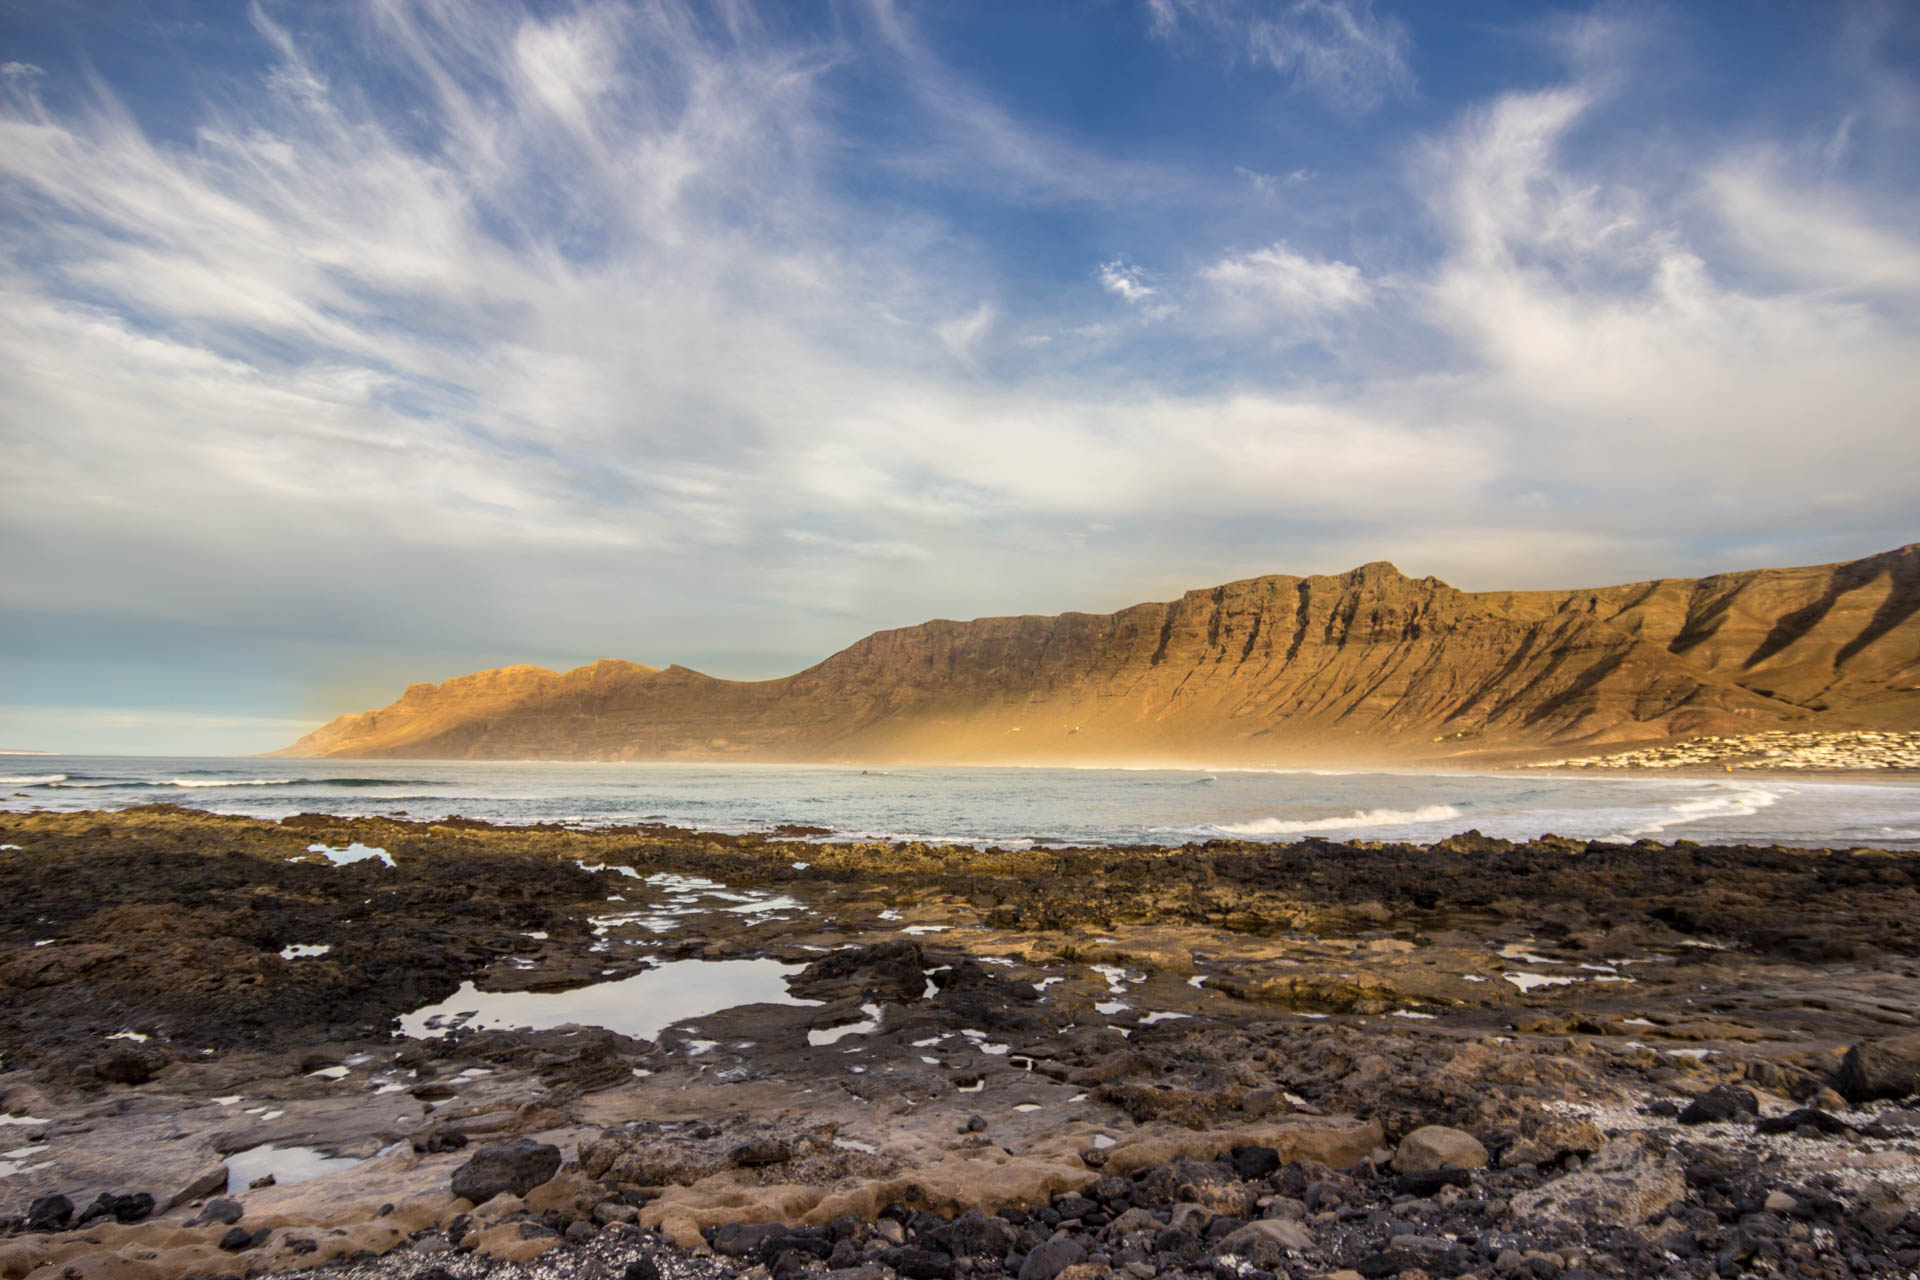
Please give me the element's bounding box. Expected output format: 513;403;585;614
278;543;1920;763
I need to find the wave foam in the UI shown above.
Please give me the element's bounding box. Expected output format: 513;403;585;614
42;776;438;792
1609;784;1782;840
165;777;297;788
1212;803;1464;837
0;774;65;785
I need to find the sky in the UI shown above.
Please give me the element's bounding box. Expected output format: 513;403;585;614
2;0;1917;755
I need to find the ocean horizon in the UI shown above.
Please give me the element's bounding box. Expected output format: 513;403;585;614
5;753;1917;851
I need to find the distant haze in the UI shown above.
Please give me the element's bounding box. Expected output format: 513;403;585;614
2;2;1917;754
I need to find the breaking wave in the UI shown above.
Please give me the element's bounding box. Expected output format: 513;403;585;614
1210;804;1465;836
1607;784;1782;840
43;776;435;791
0;774;66;785
164;777;298;788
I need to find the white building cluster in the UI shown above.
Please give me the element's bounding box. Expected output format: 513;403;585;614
1533;730;1920;772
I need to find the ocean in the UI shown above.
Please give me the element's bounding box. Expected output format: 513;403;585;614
3;755;1918;850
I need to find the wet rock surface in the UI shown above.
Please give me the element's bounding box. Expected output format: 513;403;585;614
0;807;1917;1278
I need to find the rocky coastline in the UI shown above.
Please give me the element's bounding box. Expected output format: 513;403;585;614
2;806;1918;1279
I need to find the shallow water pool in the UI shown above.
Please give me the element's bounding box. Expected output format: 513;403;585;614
397;957;818;1040
225;1143;365;1188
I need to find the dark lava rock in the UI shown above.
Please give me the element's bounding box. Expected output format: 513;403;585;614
729;1134;794;1166
1051;1193;1098;1221
448;1139;561;1204
878;1246;956;1279
624;1261;662;1280
25;1194;71;1231
1679;1084;1760;1125
97;1043;170;1085
1394;1167;1471;1197
1229;1144;1281;1180
219;1225;256;1252
1836;1032;1920;1103
1018;1235;1087;1280
792;940;926;1002
710;1222;788;1258
1755;1108;1855;1136
412;1130;469;1154
73;1192;153;1227
187;1197;244;1226
944;1209;1020;1258
1354;1248;1427;1278
759;1230;833;1264
1154;1225;1206;1261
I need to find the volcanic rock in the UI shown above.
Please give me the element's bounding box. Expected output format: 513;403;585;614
449;1139;561;1204
1391;1125;1488;1173
24;1193;70;1231
1018;1235;1087;1280
1678;1084;1760;1125
1217;1217;1313;1266
1510;1137;1685;1231
72;1190;153;1226
1836;1032;1920;1103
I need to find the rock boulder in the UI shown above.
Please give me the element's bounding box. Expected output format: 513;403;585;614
1835;1033;1920;1104
1391;1126;1488;1173
450;1139;561;1204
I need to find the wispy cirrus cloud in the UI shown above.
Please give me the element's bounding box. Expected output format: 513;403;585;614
1146;0;1414;112
1409;74;1920;530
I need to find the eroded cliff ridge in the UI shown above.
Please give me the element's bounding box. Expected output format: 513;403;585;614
280;543;1920;763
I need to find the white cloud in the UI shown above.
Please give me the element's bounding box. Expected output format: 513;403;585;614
1201;241;1370;316
1148;0;1414;112
938;301;997;371
1408;79;1920;525
1707;155;1920;296
1099;258;1157;302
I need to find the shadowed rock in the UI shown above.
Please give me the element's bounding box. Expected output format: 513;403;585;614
449;1139;560;1204
1836;1032;1920;1103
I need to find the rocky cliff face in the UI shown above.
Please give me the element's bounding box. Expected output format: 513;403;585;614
278;544;1920;763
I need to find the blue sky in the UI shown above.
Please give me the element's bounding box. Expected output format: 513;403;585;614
2;0;1917;754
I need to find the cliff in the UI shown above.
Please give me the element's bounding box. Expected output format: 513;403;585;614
278;543;1920;764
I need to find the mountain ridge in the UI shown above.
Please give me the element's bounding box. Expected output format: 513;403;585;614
278;543;1920;764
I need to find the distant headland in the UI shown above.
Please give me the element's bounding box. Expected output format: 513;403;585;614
280;543;1920;766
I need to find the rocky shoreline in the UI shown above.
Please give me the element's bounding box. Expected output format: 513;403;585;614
1;806;1918;1279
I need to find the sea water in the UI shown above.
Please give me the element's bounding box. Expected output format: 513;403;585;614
2;755;1917;849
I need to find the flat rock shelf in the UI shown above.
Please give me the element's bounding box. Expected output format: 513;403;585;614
0;806;1917;1279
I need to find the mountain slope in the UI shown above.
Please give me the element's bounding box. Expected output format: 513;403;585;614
278;544;1920;763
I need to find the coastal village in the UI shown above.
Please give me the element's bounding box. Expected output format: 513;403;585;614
1531;730;1920;773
